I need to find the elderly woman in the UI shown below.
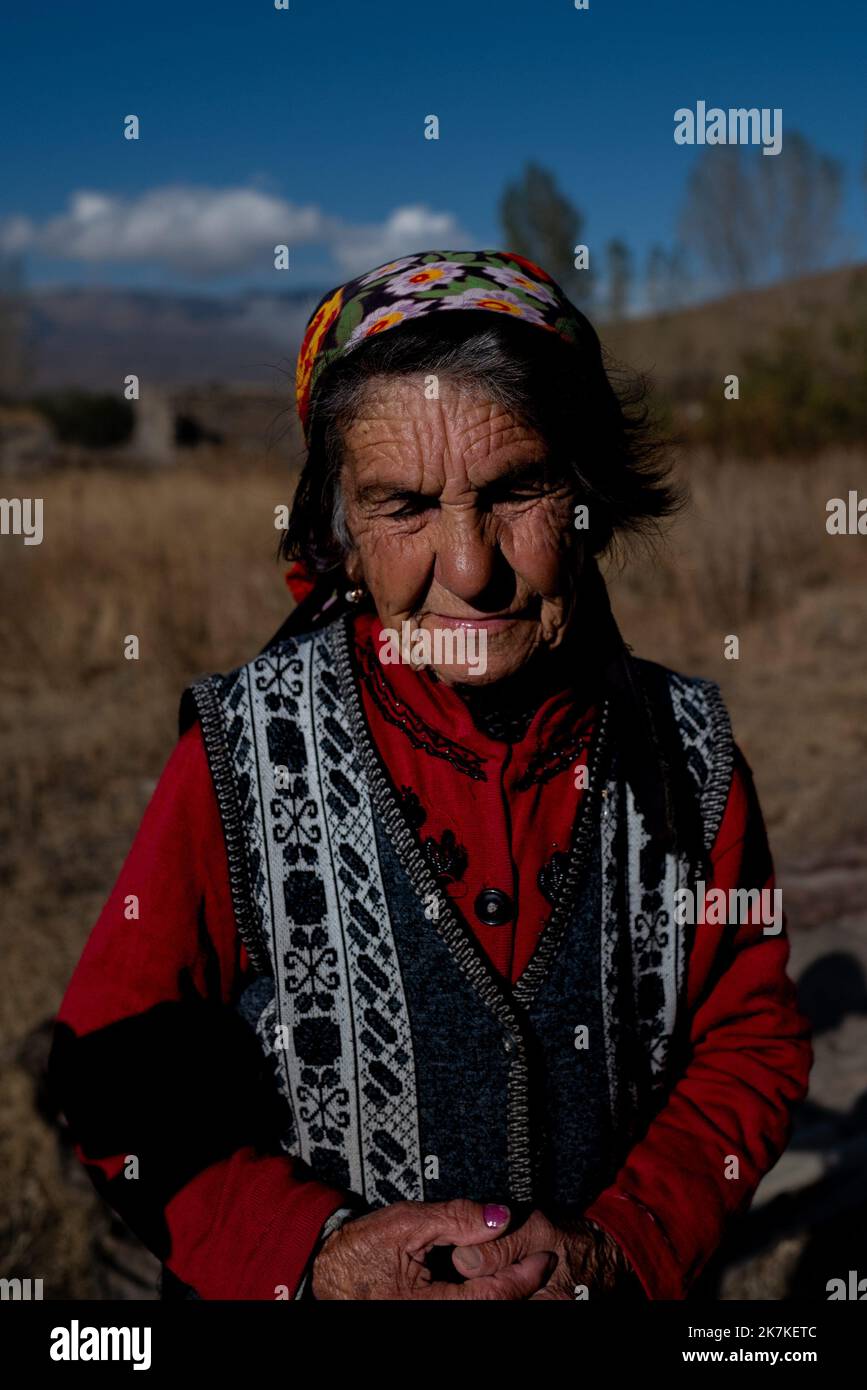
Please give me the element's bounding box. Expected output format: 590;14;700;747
50;250;811;1302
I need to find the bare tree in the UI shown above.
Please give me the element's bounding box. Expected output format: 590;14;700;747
679;131;843;293
645;243;691;315
646;245;667;316
605;238;632;322
679;147;765;291
760;131;843;279
499;162;593;305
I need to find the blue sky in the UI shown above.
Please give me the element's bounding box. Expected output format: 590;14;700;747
2;0;865;298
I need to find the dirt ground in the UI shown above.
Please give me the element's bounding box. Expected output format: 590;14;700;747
1;443;865;1299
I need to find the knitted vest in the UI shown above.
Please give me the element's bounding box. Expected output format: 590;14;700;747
181;613;733;1215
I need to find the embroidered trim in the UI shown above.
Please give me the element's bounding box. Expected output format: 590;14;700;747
512;701;612;1008
625;781;685;1088
537;848;570;905
626;668;735;1097
355;637;487;781
187;675;273;978
308;635;425;1204
667;670;734;1023
515;726;593;791
423;829;468;884
667;671;734;852
203;635;424;1205
598;764;628;1128
397;785;426;832
334;615;539;1203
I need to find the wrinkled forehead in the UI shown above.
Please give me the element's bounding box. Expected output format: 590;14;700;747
338;375;550;491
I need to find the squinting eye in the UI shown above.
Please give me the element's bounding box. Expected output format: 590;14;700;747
385;498;437;518
489;488;544;507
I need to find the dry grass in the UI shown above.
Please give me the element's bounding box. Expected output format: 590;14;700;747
606;447;867;862
1;443;865;1294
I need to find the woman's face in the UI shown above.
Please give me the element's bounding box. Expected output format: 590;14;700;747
339;375;583;686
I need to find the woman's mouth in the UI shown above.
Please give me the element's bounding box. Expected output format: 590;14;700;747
426;610;532;634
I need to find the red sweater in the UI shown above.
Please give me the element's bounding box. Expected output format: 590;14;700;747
53;623;812;1300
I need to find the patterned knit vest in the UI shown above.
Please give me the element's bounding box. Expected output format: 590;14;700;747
180;613;733;1214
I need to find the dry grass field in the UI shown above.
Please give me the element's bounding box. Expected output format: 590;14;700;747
1;440;866;1298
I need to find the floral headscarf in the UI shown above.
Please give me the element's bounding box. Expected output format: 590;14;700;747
295;249;588;436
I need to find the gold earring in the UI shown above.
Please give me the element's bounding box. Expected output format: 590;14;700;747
345;585;366;604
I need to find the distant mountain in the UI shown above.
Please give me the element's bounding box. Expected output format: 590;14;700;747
24;286;326;390
22;261;867;398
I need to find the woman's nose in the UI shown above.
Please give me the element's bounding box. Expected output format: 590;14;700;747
433;512;511;608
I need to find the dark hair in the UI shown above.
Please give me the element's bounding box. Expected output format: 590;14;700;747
281;310;680;576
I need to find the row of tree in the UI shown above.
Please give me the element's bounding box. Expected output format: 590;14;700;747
0;129;856;397
500;130;849;321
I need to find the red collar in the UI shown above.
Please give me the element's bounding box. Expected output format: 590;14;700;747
352;610;596;783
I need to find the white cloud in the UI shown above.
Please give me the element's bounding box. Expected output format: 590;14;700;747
0;185;471;278
329;205;471;275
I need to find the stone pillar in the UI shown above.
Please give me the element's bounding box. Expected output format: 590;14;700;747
127;388;175;465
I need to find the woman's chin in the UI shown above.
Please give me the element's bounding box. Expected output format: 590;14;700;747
431;641;537;687
432;663;499;687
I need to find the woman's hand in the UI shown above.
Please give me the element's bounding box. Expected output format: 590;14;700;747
452;1209;637;1300
311;1199;557;1300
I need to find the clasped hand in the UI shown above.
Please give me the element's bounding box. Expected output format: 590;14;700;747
311;1199;630;1300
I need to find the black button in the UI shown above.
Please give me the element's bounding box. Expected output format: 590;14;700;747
474;888;514;927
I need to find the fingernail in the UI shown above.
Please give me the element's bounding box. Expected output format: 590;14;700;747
457;1245;482;1268
483;1203;510;1229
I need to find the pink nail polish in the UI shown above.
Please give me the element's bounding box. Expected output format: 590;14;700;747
483;1203;510;1229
